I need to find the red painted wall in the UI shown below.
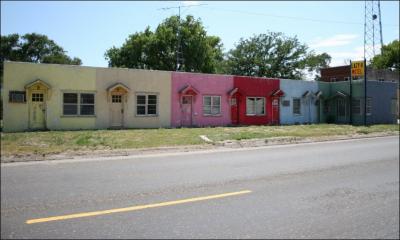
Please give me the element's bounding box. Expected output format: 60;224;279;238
233;76;280;125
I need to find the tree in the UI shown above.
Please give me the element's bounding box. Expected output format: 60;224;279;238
224;31;331;79
371;40;400;71
0;33;82;120
1;33;82;65
105;15;224;73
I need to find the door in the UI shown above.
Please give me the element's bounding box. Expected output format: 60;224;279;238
271;98;279;124
111;95;123;127
337;98;347;123
181;96;193;127
230;96;239;125
30;92;46;129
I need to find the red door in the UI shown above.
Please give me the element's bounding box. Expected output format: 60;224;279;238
271;97;280;124
181;96;193;126
230;96;239;125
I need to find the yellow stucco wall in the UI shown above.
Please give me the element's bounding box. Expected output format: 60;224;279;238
2;61;172;132
3;61;97;132
95;68;171;128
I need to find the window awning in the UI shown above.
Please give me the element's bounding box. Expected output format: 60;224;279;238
327;90;348;100
227;87;242;97
107;83;130;93
24;79;51;90
270;89;285;97
335;90;348;98
302;90;312;98
179;85;199;96
314;90;323;99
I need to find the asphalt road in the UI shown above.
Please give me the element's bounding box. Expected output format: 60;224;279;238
1;136;399;239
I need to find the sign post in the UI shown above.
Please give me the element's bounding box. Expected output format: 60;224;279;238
349;60;352;125
364;58;367;126
351;60;366;125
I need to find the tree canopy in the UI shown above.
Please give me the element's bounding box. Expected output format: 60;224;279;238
105;15;224;73
371;40;400;71
224;31;331;79
1;33;82;66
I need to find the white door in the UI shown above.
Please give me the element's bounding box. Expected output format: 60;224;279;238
30;92;46;129
111;95;123;127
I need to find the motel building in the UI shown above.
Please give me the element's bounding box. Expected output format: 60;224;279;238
2;61;398;132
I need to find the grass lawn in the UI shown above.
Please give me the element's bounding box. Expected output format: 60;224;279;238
1;124;398;157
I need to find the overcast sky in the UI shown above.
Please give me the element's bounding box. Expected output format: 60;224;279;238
1;1;399;69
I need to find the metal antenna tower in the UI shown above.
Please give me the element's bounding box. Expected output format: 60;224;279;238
158;4;207;71
364;0;384;63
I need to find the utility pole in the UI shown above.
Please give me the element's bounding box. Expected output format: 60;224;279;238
350;60;352;125
364;58;367;126
158;4;207;71
363;0;382;125
364;0;384;62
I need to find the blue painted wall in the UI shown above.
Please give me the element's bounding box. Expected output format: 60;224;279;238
366;80;397;124
279;79;319;124
317;80;397;125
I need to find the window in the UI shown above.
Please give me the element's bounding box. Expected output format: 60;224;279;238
366;98;372;115
182;96;192;104
352;99;361;115
293;98;301;115
112;95;122;103
378;78;384;82
391;99;398;115
136;94;157;116
32;93;44;102
63;93;78;115
9;91;26;103
80;94;95;115
246;97;265;116
63;93;95;116
203;96;221;115
282;100;290;107
344;77;350;81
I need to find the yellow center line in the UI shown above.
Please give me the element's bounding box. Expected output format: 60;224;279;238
26;190;252;224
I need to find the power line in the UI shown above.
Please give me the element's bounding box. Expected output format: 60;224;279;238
199;5;399;27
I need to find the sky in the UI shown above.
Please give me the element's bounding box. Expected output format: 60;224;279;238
1;1;399;70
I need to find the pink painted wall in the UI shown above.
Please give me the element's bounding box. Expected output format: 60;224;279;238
171;72;234;127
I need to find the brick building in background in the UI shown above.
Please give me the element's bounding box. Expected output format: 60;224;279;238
320;65;399;83
320;65;351;82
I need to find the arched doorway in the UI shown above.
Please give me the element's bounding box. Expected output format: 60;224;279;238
228;87;241;125
107;83;130;128
25;79;51;130
178;85;199;127
270;89;285;125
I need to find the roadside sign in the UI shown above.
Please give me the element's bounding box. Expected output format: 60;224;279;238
351;61;365;76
